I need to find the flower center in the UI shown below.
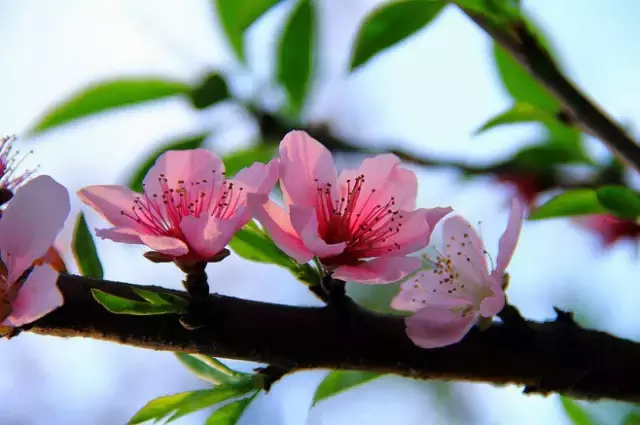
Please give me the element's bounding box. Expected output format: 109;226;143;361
314;174;404;261
121;171;243;239
0;136;36;191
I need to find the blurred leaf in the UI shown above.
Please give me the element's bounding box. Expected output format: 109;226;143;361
131;288;189;310
223;145;276;176
313;371;381;405
528;189;608;220
215;0;283;62
350;0;445;71
229;224;298;268
595;186;640;219
127;133;208;192
205;395;256;425
346;281;404;315
175;353;245;385
277;0;316;116
128;380;255;425
475;102;568;134
189;73;230;109
559;397;595;425
72;212;103;279
30;78;189;134
623;411;640;425
455;0;520;21
91;289;187;315
511;143;590;169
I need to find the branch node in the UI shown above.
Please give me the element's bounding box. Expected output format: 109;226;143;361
553;307;579;327
254;365;292;392
497;304;530;331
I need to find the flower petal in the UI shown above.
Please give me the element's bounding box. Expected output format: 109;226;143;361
180;214;239;259
142;148;225;199
425;207;454;232
392;269;475;312
0;176;70;283
494;197;524;276
479;289;505;317
77;185;144;229
289;205;346;258
95;226;143;244
332;256;421;284
442;215;489;285
405;305;478;349
5;264;62;327
228;159;280;223
138;234;188;256
247;194;313;263
279;131;338;207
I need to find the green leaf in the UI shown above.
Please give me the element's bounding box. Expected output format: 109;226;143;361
30;78;189;134
91;289;187;315
222;145;276;177
215;0;283;62
189;73;230;109
229;225;297;268
528;189;608;220
128;391;196;424
276;0;316;116
511;143;589;170
175;353;244;385
349;0;445;71
205;395;256;425
623;411;640;425
131;288;189;310
559;397;595;425
126;133;208;192
72;212;104;280
475;102;568;135
312;371;381;405
596;186;640;219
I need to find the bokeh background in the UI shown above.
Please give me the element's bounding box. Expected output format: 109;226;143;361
1;0;640;424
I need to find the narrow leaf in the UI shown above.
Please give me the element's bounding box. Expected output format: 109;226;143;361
91;289;185;315
131;288;188;310
276;0;315;116
223;145;276;177
528;190;608;220
189;73;230;109
559;397;595;425
229;225;297;268
30;78;189;134
475;102;568;135
215;0;283;62
175;353;241;385
595;186;640;219
350;0;445;71
126;133;208;192
72;212;104;279
127;391;197;424
312;371;381;405
205;395;257;425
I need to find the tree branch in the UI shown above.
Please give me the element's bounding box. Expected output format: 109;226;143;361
26;274;640;403
455;5;640;172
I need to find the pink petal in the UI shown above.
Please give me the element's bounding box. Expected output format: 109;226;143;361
142;148;225;200
247;194;313;263
138;234;188;256
392;269;476;311
279;131;338;207
479;289;505;317
405;305;478;349
0;176;70;284
180;214;239;259
5;264;62;327
289;205;346;258
494;197;524;276
442;215;490;284
228;159;280;223
332;256;421;284
95;226;143;244
77;185;145;229
425;207;454;232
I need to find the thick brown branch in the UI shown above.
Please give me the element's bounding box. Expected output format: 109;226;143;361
456;5;640;172
26;274;640;403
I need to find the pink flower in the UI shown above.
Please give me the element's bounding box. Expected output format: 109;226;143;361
78;149;278;263
0;135;36;193
248;131;452;284
392;198;524;348
0;175;70;328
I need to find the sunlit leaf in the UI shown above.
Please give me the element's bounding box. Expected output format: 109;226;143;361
229;225;298;268
215;0;283;62
175;353;245;385
126;133;208;192
528;190;608;220
350;0;445;71
204;395;257;425
511;143;590;169
223;145;276;177
559;397;595;425
623;411;640;425
276;0;316;116
312;371;381;405
30;78;189;134
127;391;195;424
72;212;103;280
91;289;187;315
131;288;189;310
595;186;640;219
475;102;568;135
189;73;230;109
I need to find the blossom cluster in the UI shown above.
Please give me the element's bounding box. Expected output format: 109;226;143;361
0;131;526;349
